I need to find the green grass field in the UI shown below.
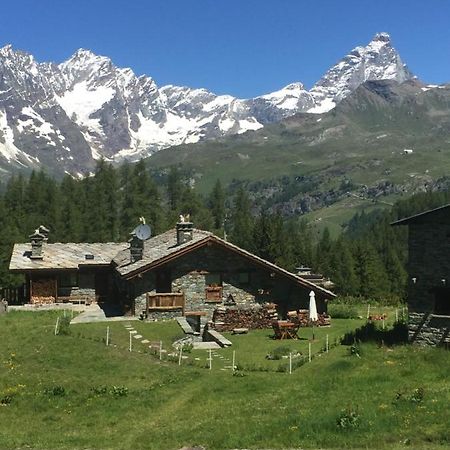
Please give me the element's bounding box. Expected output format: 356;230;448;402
0;311;449;449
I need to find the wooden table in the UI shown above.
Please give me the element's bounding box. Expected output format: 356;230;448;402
273;320;299;339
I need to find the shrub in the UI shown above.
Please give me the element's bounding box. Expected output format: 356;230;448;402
266;346;291;360
43;385;66;396
1;395;13;405
336;407;361;429
90;386;108;395
110;386;128;398
57;316;71;336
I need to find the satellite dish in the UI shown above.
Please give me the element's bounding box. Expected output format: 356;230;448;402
135;224;151;241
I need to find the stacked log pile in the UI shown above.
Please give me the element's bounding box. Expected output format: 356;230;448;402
294;309;331;327
31;279;56;304
210;303;278;331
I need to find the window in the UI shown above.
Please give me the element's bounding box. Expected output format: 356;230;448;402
59;272;78;288
205;273;222;303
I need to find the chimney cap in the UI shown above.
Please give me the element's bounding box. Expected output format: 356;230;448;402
29;229;46;239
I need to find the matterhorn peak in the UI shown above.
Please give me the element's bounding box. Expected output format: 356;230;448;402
372;32;391;43
309;32;413;113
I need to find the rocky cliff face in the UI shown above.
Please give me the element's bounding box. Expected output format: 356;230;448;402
0;33;417;176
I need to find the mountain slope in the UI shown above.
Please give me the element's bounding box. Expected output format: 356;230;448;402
147;79;450;210
0;33;416;176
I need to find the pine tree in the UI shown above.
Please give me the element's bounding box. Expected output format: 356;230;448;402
209;179;225;231
229;188;255;251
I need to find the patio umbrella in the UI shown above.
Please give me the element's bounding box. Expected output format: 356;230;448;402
309;290;318;340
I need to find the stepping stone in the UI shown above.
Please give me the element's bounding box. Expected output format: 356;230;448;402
129;330;137;334
194;357;201;361
133;334;143;339
182;355;189;359
192;341;221;350
224;365;233;369
141;339;149;344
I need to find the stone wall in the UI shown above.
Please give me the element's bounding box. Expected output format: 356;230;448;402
409;311;450;346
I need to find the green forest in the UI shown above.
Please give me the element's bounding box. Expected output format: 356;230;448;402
1;159;449;301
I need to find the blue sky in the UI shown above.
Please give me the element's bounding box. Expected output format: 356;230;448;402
1;0;450;97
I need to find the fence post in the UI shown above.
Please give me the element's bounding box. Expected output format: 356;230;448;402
129;332;132;352
208;349;212;370
308;342;312;363
159;341;163;360
178;346;183;366
54;317;60;336
106;326;110;346
326;334;329;353
367;304;371;320
289;353;292;374
232;350;236;373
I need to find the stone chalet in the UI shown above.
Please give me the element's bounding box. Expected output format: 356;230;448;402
392;204;450;346
9;222;336;320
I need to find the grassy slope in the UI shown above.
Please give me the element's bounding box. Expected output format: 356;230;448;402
147;83;450;231
0;311;449;450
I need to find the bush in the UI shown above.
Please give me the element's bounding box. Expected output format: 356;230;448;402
266;346;291;360
1;395;13;405
336;407;361;429
43;385;66;396
90;386;108;395
110;386;128;398
57;316;71;336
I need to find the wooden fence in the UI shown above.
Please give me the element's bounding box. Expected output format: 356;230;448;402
0;285;26;305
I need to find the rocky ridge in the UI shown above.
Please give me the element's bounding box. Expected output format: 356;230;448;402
0;33;417;175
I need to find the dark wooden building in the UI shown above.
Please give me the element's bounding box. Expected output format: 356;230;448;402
392;204;450;346
9;222;335;319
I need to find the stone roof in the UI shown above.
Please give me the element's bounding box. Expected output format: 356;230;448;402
114;228;336;299
9;242;129;271
113;228;212;276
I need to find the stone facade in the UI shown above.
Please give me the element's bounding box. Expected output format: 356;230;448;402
401;207;450;346
409;312;450;346
128;243;328;320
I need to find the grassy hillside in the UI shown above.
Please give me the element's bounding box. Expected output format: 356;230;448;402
0;311;449;449
146;80;450;223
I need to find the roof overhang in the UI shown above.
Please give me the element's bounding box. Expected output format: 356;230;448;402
120;235;336;299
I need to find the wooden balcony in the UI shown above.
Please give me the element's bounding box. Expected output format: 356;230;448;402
146;292;185;315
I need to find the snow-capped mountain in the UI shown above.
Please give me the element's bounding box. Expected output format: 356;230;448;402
0;32;416;175
309;32;414;113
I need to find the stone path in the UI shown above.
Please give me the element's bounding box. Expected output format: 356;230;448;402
119;323;236;371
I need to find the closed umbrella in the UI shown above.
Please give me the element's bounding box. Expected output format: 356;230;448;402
309;290;318;340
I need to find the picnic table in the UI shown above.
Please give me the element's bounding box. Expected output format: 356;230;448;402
272;320;299;340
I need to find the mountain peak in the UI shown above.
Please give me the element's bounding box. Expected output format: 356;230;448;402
309;32;414;112
372;32;391;43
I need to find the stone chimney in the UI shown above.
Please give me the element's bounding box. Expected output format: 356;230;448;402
176;219;193;245
38;225;50;241
29;229;45;260
129;234;144;263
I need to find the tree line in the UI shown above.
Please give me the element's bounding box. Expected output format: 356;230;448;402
1;160;449;301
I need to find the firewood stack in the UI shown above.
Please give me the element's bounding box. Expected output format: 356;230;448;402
293;309;331;327
210;303;278;331
31;279;56;304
